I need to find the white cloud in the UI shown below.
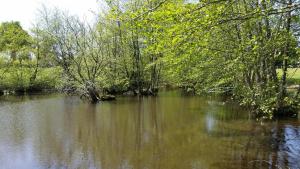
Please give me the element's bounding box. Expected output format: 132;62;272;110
0;0;100;31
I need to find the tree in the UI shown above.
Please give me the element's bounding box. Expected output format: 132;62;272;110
104;0;164;95
134;0;300;117
35;7;112;102
0;21;32;61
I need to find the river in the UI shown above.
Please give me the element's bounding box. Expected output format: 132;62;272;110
0;91;299;169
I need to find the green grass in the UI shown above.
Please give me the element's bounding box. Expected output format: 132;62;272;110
277;68;300;85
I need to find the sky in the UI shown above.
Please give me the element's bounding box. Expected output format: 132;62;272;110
0;0;101;31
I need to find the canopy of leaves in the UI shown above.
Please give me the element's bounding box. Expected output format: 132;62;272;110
0;21;32;53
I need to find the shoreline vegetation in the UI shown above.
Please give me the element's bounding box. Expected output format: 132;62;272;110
1;0;300;118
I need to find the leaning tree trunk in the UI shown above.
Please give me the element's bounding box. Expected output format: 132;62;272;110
85;82;100;103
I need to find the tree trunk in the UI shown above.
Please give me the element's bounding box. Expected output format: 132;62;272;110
278;0;292;106
10;50;17;61
86;82;100;103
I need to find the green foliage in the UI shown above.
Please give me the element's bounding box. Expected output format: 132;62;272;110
30;67;62;90
0;21;32;60
130;0;300;116
1;0;300;116
0;61;61;92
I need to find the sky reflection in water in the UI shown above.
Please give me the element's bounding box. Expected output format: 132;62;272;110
0;92;299;169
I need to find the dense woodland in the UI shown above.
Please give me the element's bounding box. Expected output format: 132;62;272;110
0;0;300;118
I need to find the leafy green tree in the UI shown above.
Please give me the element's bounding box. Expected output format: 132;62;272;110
131;0;300;117
36;7;114;102
0;21;32;61
104;0;164;95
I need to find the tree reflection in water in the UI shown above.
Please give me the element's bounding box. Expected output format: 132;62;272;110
0;92;299;169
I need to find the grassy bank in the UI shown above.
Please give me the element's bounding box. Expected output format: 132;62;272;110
277;68;300;85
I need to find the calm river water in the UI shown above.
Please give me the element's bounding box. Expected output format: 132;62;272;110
0;91;299;169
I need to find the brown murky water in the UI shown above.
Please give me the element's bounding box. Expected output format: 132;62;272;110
0;91;299;169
